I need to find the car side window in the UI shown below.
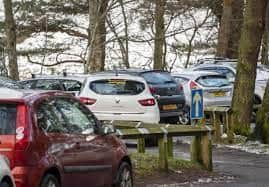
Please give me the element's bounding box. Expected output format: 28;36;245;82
54;98;96;135
36;99;68;133
62;80;82;92
35;80;62;90
20;80;35;89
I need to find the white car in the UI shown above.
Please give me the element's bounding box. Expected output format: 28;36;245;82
79;73;160;123
0;155;15;187
173;71;233;107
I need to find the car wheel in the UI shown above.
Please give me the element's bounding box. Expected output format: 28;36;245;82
114;162;133;187
0;181;11;187
40;174;60;187
179;111;190;125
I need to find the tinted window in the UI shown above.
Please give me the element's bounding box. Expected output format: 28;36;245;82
54;98;96;134
196;75;231;87
195;67;235;79
141;72;175;85
62;80;82;91
0;104;16;135
90;79;145;95
35;80;62;90
174;77;189;84
20;80;35;89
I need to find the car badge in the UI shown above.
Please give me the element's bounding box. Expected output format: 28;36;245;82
115;97;120;104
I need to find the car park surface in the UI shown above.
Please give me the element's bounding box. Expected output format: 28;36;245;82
0;155;15;187
0;88;132;187
173;71;233;107
79;73;160;124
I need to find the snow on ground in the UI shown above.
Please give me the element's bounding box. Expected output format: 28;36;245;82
225;141;269;155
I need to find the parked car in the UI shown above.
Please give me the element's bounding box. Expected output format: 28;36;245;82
19;75;86;96
101;69;187;124
0;76;22;89
173;71;233;108
79;73;160;124
191;62;266;105
0;155;15;187
0;88;132;187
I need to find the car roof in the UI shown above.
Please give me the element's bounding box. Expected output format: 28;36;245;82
0;88;71;103
97;69;169;75
192;63;236;69
172;71;222;79
20;75;87;83
86;73;147;83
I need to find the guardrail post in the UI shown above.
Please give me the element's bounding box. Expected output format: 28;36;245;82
158;136;168;171
191;134;212;171
227;112;234;143
167;137;173;158
213;113;222;143
137;138;145;153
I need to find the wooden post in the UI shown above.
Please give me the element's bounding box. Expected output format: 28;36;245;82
137;138;145;153
214;113;222;143
158;136;168;171
167;137;173;158
191;134;213;171
200;134;213;171
227;112;234;143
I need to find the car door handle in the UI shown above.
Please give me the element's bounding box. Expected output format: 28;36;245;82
74;142;80;149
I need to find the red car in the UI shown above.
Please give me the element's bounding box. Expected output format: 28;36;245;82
0;88;133;187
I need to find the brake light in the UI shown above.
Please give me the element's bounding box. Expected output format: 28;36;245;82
179;85;184;92
149;87;156;94
14;104;29;166
189;80;198;89
139;98;156;106
80;97;96;105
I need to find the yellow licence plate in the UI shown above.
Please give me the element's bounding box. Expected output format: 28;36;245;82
213;91;226;97
163;104;177;110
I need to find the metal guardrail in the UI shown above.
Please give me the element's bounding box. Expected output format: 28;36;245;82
107;120;213;171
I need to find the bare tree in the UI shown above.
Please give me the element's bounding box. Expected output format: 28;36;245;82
261;4;269;65
232;0;268;136
3;0;19;80
153;0;166;70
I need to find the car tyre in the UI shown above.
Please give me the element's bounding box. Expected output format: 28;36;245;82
40;174;60;187
0;181;11;187
114;162;133;187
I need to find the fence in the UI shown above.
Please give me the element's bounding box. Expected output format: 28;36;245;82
109;121;213;171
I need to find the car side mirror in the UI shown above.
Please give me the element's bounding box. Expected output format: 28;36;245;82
100;124;116;135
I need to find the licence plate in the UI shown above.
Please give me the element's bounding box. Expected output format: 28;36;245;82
162;104;177;110
213;91;226;97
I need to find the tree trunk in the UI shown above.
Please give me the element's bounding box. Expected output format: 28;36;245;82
3;0;19;80
86;0;108;73
232;0;268;136
216;0;244;59
261;5;269;65
153;0;166;70
254;81;269;143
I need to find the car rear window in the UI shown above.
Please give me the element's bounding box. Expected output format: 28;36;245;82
196;75;231;87
141;72;175;85
90;79;145;95
0;104;16;135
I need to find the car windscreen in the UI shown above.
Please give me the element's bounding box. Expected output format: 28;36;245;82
196;75;231;87
0;104;16;135
141;72;175;85
90;79;145;95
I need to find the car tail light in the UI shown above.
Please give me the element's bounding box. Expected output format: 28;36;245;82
149;87;156;94
14;104;30;166
189;80;198;89
80;97;96;105
179;84;184;92
139;98;156;106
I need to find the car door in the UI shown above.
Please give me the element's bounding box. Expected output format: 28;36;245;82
54;97;116;186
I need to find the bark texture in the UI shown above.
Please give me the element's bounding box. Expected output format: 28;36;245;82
153;0;166;70
3;0;19;80
254;81;269;143
86;0;108;73
261;5;269;65
216;0;244;59
232;0;268;136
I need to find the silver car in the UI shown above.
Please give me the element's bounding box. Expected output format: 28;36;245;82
173;71;233;107
191;63;267;105
0;155;15;187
